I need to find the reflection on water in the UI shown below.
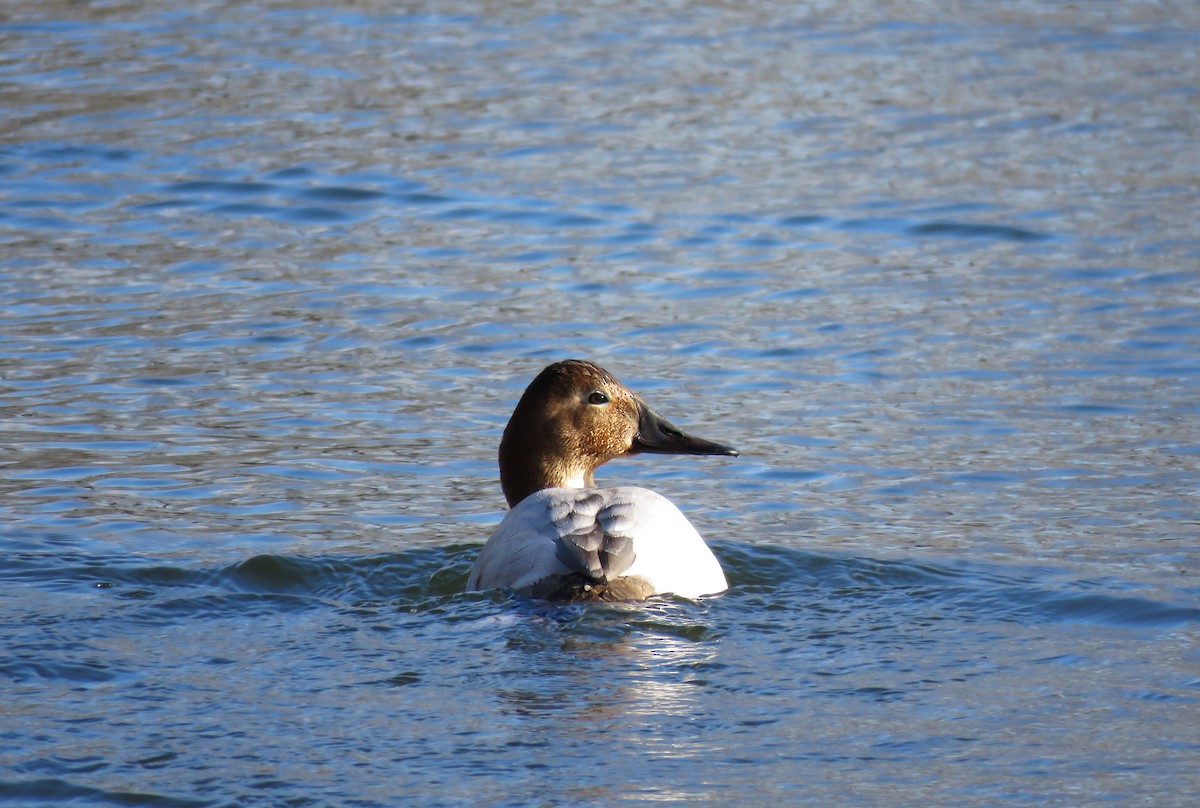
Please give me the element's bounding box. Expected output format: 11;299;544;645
2;0;1199;804
492;603;724;802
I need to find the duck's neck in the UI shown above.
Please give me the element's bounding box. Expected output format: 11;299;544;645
499;434;596;507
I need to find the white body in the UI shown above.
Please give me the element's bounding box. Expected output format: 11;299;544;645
468;486;728;599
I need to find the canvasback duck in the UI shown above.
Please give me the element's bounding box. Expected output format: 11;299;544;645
467;359;738;601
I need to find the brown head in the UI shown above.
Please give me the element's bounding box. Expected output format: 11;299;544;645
497;359;738;506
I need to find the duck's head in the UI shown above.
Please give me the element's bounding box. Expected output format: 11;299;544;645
498;359;738;506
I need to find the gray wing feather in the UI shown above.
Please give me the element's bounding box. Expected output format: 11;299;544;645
469;489;651;593
551;491;638;581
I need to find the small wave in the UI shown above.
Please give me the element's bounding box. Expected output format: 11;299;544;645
162;180;275;195
279;205;353;223
0;658;119;685
0;778;208;808
716;542;1199;630
5;544;1194;632
907;220;1050;242
295;185;386;203
2;545;476;606
777;214;828;228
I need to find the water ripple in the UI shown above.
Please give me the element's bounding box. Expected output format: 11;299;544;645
4;544;1193;633
3;2;1199;803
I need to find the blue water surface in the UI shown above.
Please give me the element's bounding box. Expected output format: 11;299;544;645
2;1;1199;805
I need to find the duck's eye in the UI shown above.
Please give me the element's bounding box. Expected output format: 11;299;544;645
587;390;610;406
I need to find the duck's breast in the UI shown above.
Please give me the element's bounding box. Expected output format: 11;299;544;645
467;486;727;599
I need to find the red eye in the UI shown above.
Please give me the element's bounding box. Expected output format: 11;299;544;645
587;391;609;405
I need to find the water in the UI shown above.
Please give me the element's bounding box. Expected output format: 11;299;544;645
2;0;1199;804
